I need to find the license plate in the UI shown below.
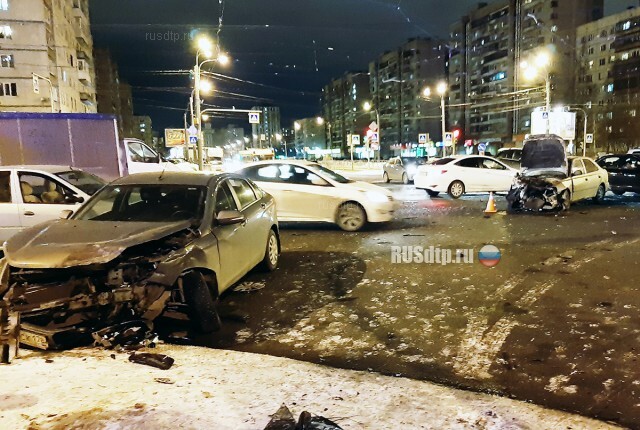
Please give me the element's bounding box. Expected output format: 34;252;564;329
19;329;49;350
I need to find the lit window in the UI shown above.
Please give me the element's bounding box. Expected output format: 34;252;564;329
0;0;8;11
622;52;629;60
623;21;631;31
607;84;614;93
0;54;13;68
0;25;12;38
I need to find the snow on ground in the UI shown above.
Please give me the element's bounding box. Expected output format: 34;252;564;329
0;344;619;429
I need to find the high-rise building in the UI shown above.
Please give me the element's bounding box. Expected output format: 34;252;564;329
369;38;447;157
322;72;371;156
450;0;603;148
133;115;153;147
576;6;640;152
0;0;97;113
94;49;136;138
250;106;281;148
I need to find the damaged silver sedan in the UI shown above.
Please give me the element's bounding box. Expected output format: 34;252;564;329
0;172;280;362
506;135;609;212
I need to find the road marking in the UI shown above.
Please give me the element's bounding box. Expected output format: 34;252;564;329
454;238;637;380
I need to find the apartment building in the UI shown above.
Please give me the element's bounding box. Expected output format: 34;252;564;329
450;0;603;147
368;38;447;157
321;72;371;156
576;6;640;151
0;0;97;113
250;106;281;148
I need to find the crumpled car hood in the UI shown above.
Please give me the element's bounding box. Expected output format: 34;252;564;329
4;220;192;269
520;135;568;176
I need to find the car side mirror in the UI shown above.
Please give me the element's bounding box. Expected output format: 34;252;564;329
572;170;583;177
216;210;245;226
59;209;74;219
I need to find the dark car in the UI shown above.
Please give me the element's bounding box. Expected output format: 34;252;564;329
595;153;640;195
0;172;279;360
496;148;523;169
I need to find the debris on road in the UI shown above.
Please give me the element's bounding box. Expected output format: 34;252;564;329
264;404;343;430
92;320;157;350
128;352;174;370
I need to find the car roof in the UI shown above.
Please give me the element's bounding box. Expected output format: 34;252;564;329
110;171;231;187
0;165;78;173
240;160;316;168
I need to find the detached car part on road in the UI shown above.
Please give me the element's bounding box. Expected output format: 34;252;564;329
506;135;609;212
0;172;280;362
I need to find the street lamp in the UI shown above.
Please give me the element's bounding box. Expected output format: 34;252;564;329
193;35;229;170
423;81;449;155
521;51;552;131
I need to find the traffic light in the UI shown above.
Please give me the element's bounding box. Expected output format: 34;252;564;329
453;129;461;140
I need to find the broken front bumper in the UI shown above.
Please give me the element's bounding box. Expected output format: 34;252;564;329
506;178;569;212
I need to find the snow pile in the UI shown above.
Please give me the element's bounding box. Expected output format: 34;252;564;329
0;345;617;429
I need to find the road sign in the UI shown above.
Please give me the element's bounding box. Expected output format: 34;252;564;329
32;74;39;94
369;121;378;132
444;132;453;144
248;112;260;124
418;133;427;144
371;132;378;143
188;125;198;136
189;135;198;144
542;112;549;119
586;133;594;144
478;142;487;153
350;135;360;147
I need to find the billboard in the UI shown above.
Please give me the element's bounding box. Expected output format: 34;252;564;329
531;110;576;141
164;128;186;147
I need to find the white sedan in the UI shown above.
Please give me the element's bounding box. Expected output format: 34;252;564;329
0;165;105;244
237;161;396;231
413;155;518;198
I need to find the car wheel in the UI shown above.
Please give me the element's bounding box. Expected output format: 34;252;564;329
561;190;571;211
448;181;465;199
181;271;221;333
402;173;409;185
426;190;439;197
383;172;390;183
259;229;279;272
593;184;606;203
336;202;367;232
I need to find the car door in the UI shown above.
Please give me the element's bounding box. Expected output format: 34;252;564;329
453;157;483;191
277;164;338;221
479;157;517;192
582;158;606;197
618;155;640;192
17;171;84;229
211;179;260;289
126;141;161;173
597;155;623;189
569;159;590;201
240;164;292;219
227;177;267;266
0;170;23;243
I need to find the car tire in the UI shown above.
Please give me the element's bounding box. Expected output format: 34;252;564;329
182;271;221;333
593;184;606;204
336;202;367;232
402;173;409;185
259;229;279;272
561;190;571;211
426;190;439;197
447;180;465;199
383;172;390;183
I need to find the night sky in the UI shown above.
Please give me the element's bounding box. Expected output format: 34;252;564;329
89;0;636;132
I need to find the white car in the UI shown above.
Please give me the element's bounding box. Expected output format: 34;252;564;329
628;148;640;155
413;155;518;198
237;160;396;231
0;165;105;244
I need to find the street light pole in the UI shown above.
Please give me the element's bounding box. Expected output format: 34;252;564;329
376;108;381;161
194;60;203;170
440;94;446;155
569;107;588;156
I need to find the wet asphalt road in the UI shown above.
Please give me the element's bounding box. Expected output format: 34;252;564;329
162;173;640;428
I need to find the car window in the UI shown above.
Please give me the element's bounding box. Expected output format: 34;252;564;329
228;178;258;208
18;172;75;204
481;158;506;170
0;171;11;203
127;142;145;162
215;181;239;213
140;143;159;163
571;159;586;176
583;158;599;173
55;170;106;195
433;157;455;165
597;155;621;168
621;156;640;170
242;165;280;182
456;158;480;168
279;165;329;186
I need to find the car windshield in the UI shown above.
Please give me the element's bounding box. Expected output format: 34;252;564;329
401;157;428;165
73;184;206;223
55;170;106;195
307;164;353;183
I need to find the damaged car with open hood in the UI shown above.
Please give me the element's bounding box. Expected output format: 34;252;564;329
0;172;280;362
506;134;609;212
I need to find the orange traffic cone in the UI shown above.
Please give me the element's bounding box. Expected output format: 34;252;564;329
484;192;497;214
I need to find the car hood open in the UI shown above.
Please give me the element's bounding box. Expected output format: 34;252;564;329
4;220;193;269
520;135;567;177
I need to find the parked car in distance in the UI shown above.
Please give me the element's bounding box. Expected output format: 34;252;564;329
628;148;640;155
383;156;429;184
0;165;106;244
595;153;640;195
237;160;396;231
413;155;518;198
0;172;280;352
496;148;523;169
507;135;609;212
